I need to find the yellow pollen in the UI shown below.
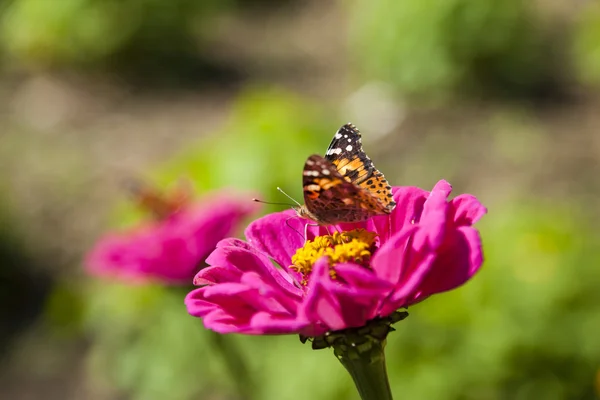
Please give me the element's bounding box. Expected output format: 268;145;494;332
291;229;378;283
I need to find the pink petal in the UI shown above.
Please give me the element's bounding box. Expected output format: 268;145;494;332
244;210;305;274
408;226;483;302
413;180;451;250
382;186;429;241
300;258;346;331
380;253;437;315
331;291;378;327
193;265;242;286
371;225;419;284
322;279;382;326
450;194;488;226
205;239;301;297
186;287;257;323
204;283;256;300
85;191;259;284
248;312;310;335
239;272;301;314
185;287;218;316
203;309;252;334
334;263;394;294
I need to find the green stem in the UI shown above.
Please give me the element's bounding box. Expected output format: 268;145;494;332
308;312;407;400
335;339;393;400
209;331;254;400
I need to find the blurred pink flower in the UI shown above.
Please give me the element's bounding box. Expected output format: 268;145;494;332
86;191;259;285
185;180;486;336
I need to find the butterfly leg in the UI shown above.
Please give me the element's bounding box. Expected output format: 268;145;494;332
303;222;321;244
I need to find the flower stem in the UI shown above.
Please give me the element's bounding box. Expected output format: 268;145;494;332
307;312;408;400
335;338;393;400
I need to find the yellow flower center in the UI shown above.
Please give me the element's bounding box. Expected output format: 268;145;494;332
291;229;378;283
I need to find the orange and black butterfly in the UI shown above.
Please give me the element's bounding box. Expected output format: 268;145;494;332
294;123;396;225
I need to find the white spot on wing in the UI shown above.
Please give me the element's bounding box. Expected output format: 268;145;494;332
346;145;353;151
335;133;342;139
322;169;330;175
303;170;319;176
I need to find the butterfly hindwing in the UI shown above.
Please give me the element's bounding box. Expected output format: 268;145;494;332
302;155;384;224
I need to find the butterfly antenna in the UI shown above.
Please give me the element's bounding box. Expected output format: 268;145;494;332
276;187;302;207
252;198;296;207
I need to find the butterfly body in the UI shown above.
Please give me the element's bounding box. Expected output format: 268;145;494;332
296;123;396;225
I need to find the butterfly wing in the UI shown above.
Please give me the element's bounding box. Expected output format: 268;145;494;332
302;155;391;224
324;123;396;213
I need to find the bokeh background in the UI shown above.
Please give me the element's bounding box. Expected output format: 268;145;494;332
1;0;600;399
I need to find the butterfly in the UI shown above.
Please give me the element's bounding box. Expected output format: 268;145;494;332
124;179;192;220
294;123;396;225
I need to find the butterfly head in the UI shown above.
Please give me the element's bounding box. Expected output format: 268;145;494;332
294;204;320;223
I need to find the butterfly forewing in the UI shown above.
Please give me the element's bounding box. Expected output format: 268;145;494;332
325;123;372;185
325;123;395;212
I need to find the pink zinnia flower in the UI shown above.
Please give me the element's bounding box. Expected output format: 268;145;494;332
185;180;486;336
86;189;259;285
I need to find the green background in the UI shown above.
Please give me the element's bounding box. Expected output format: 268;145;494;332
1;0;599;399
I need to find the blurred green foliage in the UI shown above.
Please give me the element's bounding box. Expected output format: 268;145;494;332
573;2;600;88
0;0;228;68
87;284;244;400
1;0;596;99
114;86;335;227
349;0;556;99
155;87;330;193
